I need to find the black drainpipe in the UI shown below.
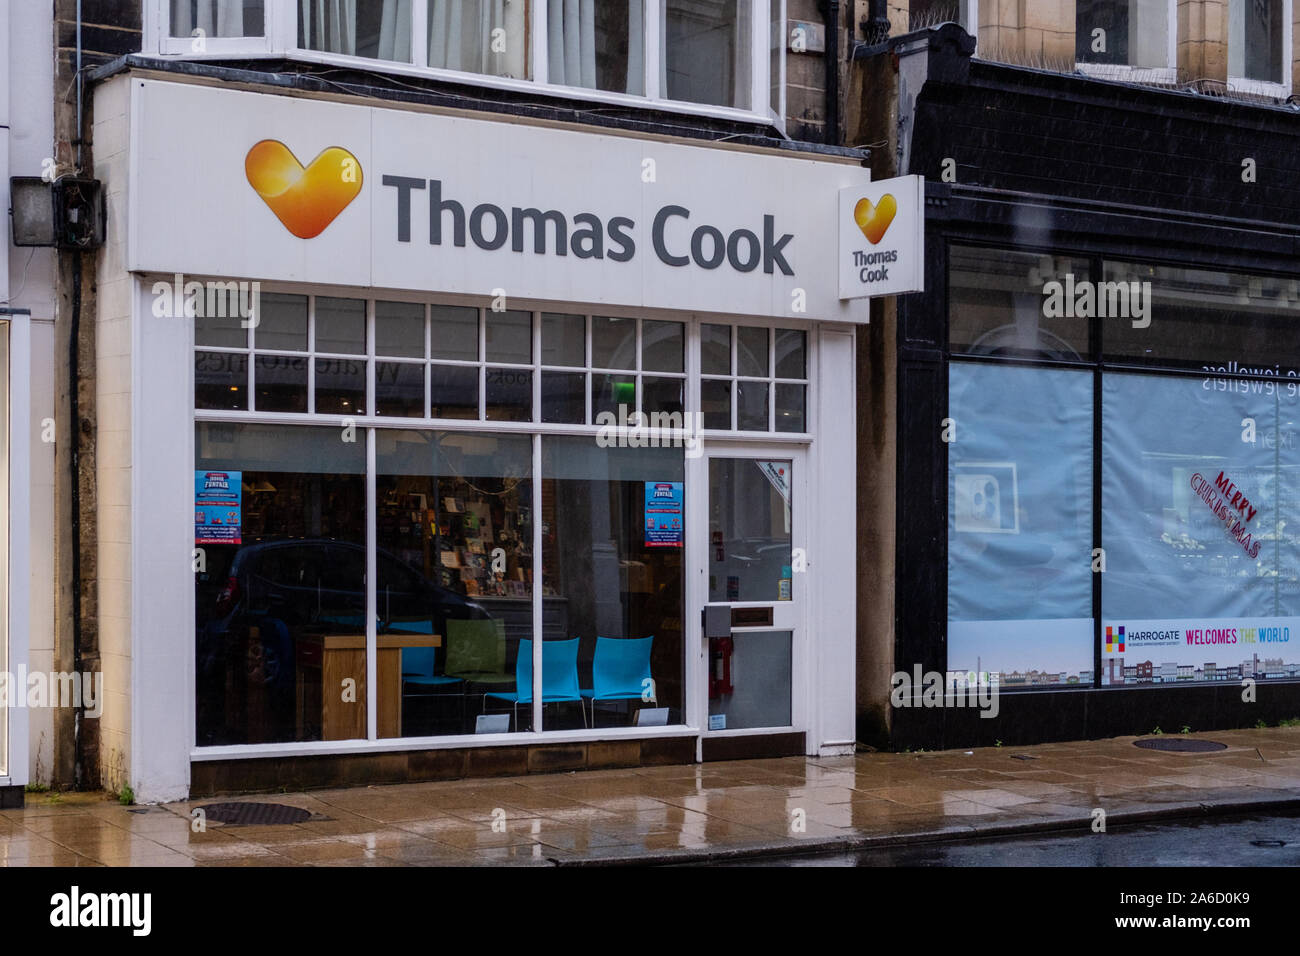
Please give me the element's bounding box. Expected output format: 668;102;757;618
71;0;85;789
864;0;891;43
823;0;841;145
70;254;83;789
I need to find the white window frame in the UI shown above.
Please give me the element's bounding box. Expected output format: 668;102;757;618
1227;0;1293;96
190;278;818;761
153;0;277;55
1073;0;1178;85
0;314;31;789
148;0;780;127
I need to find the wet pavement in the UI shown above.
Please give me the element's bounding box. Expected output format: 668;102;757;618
3;726;1300;866
714;809;1300;866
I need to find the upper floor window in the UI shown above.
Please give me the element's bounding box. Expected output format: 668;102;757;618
1229;0;1286;84
156;0;775;119
170;0;265;38
1075;0;1170;69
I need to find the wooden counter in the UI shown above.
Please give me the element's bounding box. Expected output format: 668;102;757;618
319;633;443;740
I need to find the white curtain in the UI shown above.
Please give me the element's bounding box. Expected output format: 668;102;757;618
429;0;527;78
301;0;359;55
549;1;643;93
172;0;251;38
300;0;412;61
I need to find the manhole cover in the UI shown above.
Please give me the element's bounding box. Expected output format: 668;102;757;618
197;802;313;825
1010;754;1038;761
1251;839;1287;848
1134;737;1227;752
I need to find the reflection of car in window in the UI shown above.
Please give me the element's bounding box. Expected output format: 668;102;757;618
195;538;488;744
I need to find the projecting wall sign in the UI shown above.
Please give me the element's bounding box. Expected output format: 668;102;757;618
837;174;925;300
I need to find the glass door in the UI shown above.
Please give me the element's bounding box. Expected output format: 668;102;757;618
702;449;804;735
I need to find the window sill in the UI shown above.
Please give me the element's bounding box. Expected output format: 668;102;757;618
1226;76;1291;99
191;724;701;761
147;47;779;129
1073;63;1177;86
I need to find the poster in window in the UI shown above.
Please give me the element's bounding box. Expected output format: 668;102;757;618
195;470;241;545
645;481;684;548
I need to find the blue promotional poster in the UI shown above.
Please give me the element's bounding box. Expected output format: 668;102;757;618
195;470;242;545
644;481;684;548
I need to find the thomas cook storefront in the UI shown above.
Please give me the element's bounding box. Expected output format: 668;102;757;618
92;72;869;800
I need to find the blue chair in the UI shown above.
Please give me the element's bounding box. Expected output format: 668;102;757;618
400;644;461;736
485;638;585;730
400;646;459;688
582;636;655;722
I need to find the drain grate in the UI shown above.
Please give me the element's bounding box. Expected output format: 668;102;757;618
197;802;313;825
1010;754;1038;761
1134;737;1227;753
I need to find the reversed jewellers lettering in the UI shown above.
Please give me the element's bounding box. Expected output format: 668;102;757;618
382;176;795;276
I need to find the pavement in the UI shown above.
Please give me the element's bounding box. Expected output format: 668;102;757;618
4;726;1300;866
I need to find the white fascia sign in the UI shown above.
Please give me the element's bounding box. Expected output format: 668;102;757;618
838;174;925;300
126;79;875;324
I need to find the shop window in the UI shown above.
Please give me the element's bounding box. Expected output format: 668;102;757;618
1102;261;1300;372
1101;372;1300;684
700;323;808;432
1229;0;1285;84
708;457;791;603
947;362;1095;689
170;0;264;37
542;437;685;728
376;430;534;735
1075;0;1169;69
192;290;725;428
949;246;1093;362
195;350;249;411
195;423;367;746
376;300;425;359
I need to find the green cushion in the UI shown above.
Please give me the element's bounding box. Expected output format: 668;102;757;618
445;619;506;679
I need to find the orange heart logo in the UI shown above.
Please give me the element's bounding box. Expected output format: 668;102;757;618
245;140;363;239
853;194;897;245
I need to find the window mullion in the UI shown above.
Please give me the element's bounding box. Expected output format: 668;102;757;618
412;0;429;67
365;425;378;740
272;0;295;53
532;431;543;733
645;0;663;99
533;0;550;84
751;0;770;117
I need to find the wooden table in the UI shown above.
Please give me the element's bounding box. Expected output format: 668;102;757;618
319;634;443;740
